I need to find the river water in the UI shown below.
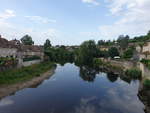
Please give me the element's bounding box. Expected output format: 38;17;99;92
0;63;146;113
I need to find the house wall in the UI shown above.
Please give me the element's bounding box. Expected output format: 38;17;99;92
17;51;44;67
0;48;17;58
136;46;142;53
21;60;41;67
143;42;150;53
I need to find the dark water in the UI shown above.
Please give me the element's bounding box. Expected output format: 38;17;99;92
0;63;145;113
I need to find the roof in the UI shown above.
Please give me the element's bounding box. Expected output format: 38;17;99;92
0;36;43;52
19;45;43;52
0;37;16;48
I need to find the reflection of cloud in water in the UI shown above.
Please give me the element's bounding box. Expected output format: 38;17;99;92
0;98;14;107
99;81;145;113
51;78;56;81
74;96;97;113
73;80;144;113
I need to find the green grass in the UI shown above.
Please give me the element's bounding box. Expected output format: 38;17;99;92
0;62;56;84
125;68;142;79
140;59;150;69
143;79;150;89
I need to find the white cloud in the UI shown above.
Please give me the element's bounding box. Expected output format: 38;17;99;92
0;9;15;20
25;16;56;24
82;0;100;6
99;0;150;39
0;98;14;106
0;10;60;45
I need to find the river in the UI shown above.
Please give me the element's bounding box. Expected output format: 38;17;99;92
0;63;146;113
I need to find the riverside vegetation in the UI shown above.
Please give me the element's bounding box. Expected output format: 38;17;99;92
0;62;55;84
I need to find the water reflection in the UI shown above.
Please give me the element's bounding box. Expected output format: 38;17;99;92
0;63;147;113
0;98;14;107
138;87;150;113
106;73;118;82
79;66;98;82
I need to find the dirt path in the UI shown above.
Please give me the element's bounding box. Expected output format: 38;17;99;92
0;67;56;99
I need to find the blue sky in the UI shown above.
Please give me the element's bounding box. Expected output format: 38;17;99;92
0;0;150;45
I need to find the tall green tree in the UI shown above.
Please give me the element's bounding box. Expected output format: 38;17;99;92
117;35;129;50
44;39;52;50
76;40;98;66
21;35;34;45
108;47;119;58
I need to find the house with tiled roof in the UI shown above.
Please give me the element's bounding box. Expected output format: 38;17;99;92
0;35;44;67
136;40;150;60
0;35;18;58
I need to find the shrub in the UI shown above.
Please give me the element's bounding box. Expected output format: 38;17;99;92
125;68;142;79
143;79;150;89
140;59;150;69
123;48;134;59
23;56;41;62
93;58;103;67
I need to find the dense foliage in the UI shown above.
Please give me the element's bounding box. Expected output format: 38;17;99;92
143;79;150;89
123;48;134;59
21;35;34;45
75;40;99;66
108;47;119;58
129;31;150;43
141;59;150;69
0;57;17;67
45;46;75;65
125;68;142;79
98;40;115;46
117;35;129;50
44;39;52;50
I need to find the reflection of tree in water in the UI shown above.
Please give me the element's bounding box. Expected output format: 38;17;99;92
106;73;118;82
138;87;150;113
79;66;99;82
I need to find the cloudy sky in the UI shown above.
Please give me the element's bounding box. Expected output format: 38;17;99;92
0;0;150;45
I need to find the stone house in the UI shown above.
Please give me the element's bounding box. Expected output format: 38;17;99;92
0;35;44;67
0;35;18;58
136;41;150;60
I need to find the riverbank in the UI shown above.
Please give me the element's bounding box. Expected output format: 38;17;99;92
0;66;56;99
0;62;56;84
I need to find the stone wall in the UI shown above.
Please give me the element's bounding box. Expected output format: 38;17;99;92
21;60;41;67
0;48;17;58
108;60;136;70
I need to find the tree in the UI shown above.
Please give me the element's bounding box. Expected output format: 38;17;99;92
76;40;98;66
98;40;105;46
108;47;119;58
123;48;134;59
117;35;129;50
44;39;52;50
21;35;34;45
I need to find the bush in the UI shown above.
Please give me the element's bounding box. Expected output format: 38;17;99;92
0;57;17;66
125;68;142;79
93;58;103;67
143;79;150;89
123;48;134;59
23;56;41;62
141;59;150;69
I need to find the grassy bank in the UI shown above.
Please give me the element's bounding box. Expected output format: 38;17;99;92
125;68;142;79
143;79;150;89
0;62;56;84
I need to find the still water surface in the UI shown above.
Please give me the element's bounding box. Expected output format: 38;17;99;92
0;63;145;113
